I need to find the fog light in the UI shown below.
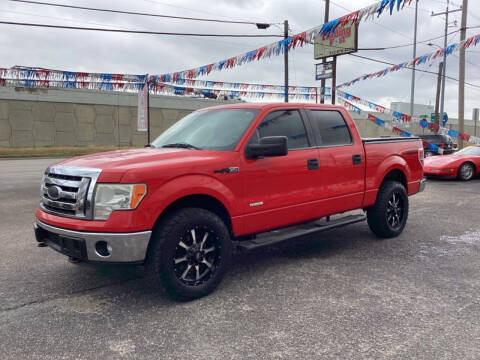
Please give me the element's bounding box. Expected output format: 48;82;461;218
95;241;112;257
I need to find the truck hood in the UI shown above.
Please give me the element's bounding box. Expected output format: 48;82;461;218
57;148;231;182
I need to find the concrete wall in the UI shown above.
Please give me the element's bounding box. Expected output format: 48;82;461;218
0;86;237;147
1;86;478;147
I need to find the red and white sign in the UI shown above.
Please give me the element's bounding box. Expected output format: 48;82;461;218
137;86;149;132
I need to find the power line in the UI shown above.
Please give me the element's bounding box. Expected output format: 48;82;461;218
348;53;480;89
9;0;271;26
139;0;258;23
0;8;133;29
0;21;284;37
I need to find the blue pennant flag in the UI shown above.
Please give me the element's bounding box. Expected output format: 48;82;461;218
100;74;112;81
448;128;459;139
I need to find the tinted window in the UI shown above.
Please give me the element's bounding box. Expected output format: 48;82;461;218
152;109;259;151
252;110;309;150
309;110;352;146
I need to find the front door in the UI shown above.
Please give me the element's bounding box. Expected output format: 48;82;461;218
240;109;320;234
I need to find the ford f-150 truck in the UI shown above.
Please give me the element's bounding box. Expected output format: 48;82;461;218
35;103;426;299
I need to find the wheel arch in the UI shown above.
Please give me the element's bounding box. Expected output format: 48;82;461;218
153;193;233;234
381;168;407;189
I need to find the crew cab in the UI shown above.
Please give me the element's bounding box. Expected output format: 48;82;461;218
35;103;426;299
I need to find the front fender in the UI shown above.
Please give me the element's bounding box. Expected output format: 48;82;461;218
144;174;239;221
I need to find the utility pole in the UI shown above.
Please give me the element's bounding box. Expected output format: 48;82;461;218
320;0;329;104
409;0;419;118
473;108;479;137
332;57;337;105
458;0;468;149
284;20;289;103
434;62;444;126
431;1;462;123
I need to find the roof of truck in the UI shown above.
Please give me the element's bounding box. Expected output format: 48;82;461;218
198;103;346;111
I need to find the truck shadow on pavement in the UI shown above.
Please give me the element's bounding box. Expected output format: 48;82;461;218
81;223;383;303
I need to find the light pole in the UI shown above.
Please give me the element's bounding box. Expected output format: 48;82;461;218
257;22;289;103
431;3;461;125
409;0;419;118
458;0;468;149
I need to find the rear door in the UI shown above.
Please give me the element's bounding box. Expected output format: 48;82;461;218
306;109;365;212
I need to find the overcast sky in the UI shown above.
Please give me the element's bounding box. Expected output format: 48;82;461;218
1;0;479;119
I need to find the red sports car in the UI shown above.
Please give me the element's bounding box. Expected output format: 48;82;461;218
424;145;480;180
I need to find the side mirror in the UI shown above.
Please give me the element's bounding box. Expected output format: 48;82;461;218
246;136;288;159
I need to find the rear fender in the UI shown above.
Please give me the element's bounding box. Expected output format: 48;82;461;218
364;155;411;207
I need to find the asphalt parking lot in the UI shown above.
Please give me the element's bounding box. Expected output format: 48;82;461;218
0;158;479;359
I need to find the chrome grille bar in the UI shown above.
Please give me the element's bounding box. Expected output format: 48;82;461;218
42;186;77;201
44;177;81;188
42;196;77;211
40;165;102;219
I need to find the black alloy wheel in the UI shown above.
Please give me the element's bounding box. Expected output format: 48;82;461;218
386;192;404;230
148;207;232;300
367;181;409;238
173;226;221;286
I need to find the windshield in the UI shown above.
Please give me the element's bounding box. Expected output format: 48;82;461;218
456;146;480;156
151;108;259;151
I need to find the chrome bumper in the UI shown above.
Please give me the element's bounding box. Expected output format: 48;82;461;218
34;220;152;263
419;178;427;193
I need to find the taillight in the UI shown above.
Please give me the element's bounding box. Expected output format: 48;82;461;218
418;147;424;167
440;143;445;149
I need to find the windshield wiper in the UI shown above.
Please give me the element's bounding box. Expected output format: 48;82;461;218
161;143;201;150
145;144;156;148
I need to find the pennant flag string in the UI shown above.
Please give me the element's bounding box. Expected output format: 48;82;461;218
339;96;449;154
1;66;324;95
0;77;326;102
337;33;480;89
151;76;319;94
157;0;413;80
337;90;480;147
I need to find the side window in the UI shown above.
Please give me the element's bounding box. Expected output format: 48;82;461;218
308;110;352;146
252;110;309;150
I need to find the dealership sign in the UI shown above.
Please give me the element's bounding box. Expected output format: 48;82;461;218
314;23;358;59
315;61;333;80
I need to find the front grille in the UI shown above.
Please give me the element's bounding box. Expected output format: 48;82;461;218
40;165;101;219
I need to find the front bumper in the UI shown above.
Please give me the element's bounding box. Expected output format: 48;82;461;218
34;220;152;263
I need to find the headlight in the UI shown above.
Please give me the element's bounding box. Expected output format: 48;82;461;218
94;184;147;220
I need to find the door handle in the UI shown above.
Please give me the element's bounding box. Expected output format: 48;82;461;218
307;158;319;170
352;154;362;165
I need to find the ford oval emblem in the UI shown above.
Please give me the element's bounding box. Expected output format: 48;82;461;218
47;185;62;200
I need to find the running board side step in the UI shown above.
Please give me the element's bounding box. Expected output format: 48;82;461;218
235;214;367;251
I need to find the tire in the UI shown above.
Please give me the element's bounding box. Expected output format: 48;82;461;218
367;181;409;238
424;151;434;158
147;207;232;300
457;162;475;181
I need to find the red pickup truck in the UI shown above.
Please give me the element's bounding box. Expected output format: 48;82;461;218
35;103;425;299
